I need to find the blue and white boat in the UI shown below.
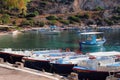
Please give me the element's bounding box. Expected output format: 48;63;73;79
50;54;89;75
79;32;106;48
73;51;120;80
22;49;78;72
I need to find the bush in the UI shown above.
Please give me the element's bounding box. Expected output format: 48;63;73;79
60;20;70;25
87;20;94;25
76;13;89;19
21;20;30;26
113;6;120;13
83;14;89;19
26;11;39;18
49;20;57;25
104;19;114;25
38;21;45;27
0;14;10;24
112;15;120;20
40;1;48;5
68;16;80;22
34;11;39;16
21;20;35;26
26;13;36;17
46;15;57;20
95;6;104;11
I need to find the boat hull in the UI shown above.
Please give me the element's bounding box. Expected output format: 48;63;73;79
0;52;10;62
8;54;24;64
23;58;52;72
0;52;24;64
51;63;76;75
73;68;120;80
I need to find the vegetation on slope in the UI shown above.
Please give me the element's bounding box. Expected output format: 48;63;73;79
0;0;120;31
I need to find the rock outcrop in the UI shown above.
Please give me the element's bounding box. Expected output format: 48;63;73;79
74;0;120;10
28;0;120;14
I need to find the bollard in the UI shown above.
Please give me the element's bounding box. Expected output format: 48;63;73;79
0;58;4;63
13;62;24;68
68;72;78;80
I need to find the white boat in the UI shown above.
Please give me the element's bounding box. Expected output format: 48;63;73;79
73;51;120;80
0;48;31;64
79;32;106;48
22;49;78;72
39;25;61;35
88;51;120;57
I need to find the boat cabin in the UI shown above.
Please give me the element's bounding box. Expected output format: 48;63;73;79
79;32;106;47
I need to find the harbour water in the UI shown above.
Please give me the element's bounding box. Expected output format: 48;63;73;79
0;29;119;53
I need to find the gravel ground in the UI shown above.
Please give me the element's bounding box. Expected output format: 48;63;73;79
0;67;54;80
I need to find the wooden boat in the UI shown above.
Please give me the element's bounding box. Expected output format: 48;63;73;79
22;50;76;72
73;51;120;80
50;54;89;75
0;48;31;64
79;32;106;48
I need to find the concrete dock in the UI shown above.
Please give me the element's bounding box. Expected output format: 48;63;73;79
0;63;64;80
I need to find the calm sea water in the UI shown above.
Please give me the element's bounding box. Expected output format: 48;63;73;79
0;29;119;53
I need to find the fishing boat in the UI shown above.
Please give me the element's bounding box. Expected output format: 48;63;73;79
79;32;106;48
22;49;77;72
73;51;120;80
0;48;31;64
50;54;89;75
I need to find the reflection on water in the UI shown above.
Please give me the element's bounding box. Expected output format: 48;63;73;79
81;46;106;53
0;29;119;53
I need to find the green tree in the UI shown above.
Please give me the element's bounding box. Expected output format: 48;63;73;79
1;0;30;15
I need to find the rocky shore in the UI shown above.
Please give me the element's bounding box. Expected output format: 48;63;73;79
0;24;120;36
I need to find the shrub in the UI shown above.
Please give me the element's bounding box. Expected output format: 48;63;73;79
26;13;36;17
49;20;57;25
60;20;70;25
21;20;30;26
83;14;89;19
26;11;39;18
38;21;45;27
113;6;120;13
104;19;114;25
1;14;10;24
21;20;35;26
46;15;57;20
68;16;80;22
112;15;120;20
95;6;104;11
40;1;48;5
34;11;39;16
76;13;89;19
87;20;94;25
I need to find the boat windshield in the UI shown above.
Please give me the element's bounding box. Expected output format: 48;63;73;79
80;32;104;42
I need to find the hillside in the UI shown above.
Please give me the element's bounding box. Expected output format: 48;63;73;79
0;0;120;30
28;0;120;14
